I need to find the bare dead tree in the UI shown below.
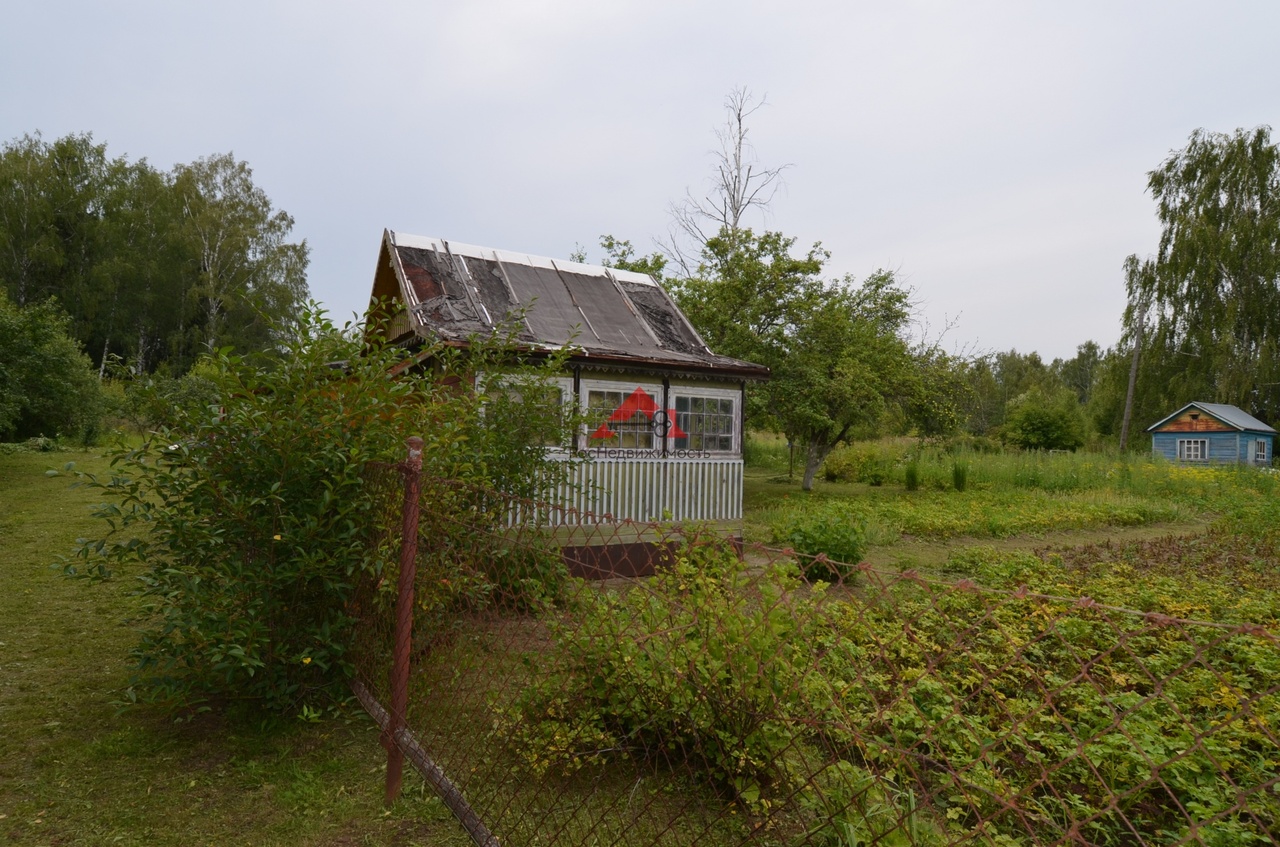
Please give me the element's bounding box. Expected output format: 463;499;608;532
662;87;791;276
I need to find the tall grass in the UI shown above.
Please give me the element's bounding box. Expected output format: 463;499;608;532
742;431;792;474
819;439;1279;500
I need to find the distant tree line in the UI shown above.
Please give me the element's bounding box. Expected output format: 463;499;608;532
590;93;1280;478
0;132;309;440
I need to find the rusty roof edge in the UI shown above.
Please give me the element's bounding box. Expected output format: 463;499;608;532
394;332;767;380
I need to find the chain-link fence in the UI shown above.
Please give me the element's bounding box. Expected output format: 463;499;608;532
351;457;1280;846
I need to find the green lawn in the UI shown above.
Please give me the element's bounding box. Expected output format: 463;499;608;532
5;443;1277;845
0;448;460;847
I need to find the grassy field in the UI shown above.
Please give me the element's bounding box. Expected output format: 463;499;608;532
4;440;1278;845
0;448;463;847
742;439;1278;580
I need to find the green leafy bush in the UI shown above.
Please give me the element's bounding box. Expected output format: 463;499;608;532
504;542;821;807
0;290;104;442
65;307;572;714
773;502;867;577
951;459;968;492
821;442;900;485
1003;385;1088;451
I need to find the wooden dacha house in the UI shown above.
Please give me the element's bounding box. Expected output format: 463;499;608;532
367;231;769;536
1146;402;1274;466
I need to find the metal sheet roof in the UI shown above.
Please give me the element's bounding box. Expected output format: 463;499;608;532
380;231;769;379
1145;401;1276;433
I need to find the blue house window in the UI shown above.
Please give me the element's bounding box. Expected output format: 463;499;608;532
1178;438;1208;461
1256;440;1268;463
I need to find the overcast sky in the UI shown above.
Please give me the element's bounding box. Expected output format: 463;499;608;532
4;1;1278;361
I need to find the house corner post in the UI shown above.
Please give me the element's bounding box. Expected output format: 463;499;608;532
386;435;424;806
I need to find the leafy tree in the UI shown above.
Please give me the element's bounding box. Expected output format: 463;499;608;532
606;93;932;482
1051;340;1103;405
0;289;102;441
1002;385;1088;451
1125;126;1280;422
670;227;826;381
598;235;668;279
0;133;310;375
909;346;969;438
958;349;1061;435
767;270;918;489
170;153;309;363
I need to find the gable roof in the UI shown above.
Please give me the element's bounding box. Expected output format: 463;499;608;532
1145;401;1276;434
370;231;769;380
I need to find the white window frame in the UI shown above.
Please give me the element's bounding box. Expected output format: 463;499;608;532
1177;438;1208;462
667;385;741;456
579;378;666;453
1256;439;1268;464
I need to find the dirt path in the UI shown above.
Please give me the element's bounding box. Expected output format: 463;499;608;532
861;518;1213;572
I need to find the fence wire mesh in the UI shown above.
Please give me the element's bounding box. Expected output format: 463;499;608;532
352;461;1280;847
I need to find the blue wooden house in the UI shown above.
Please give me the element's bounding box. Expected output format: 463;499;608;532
1146;402;1275;466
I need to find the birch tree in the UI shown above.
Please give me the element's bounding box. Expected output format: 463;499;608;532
172;153;309;359
1126;126;1280;421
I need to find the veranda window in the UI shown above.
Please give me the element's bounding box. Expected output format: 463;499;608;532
672;392;736;453
586;386;661;449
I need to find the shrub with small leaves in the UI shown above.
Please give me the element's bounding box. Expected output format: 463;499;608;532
63;306;573;715
504;540;823;808
773;502;867;579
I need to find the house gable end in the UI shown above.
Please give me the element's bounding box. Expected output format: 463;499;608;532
1146;401;1275;435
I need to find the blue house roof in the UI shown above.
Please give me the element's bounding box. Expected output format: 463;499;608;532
1146;402;1276;434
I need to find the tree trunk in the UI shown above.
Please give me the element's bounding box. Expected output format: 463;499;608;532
1119;304;1146;451
800;440;829;491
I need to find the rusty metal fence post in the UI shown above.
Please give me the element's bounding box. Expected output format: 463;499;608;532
383;435;423;806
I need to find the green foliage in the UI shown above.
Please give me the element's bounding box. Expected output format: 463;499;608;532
957;349;1069;436
0;289;103;441
742;430;791;473
670;227;827;372
1051;340;1104;405
170;153;310;362
116;362;222;431
773;501;867;577
951;459;968;492
815;553;1280;845
65;307;571;714
1002;384;1088;451
596;234;668;280
820;441;903;485
903;459;920;491
0;132;309;376
505;543;819;806
1123;125;1280;425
